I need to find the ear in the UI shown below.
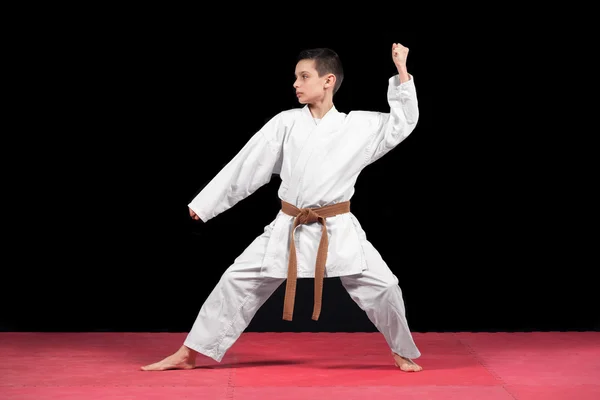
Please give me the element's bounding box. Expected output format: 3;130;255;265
324;73;336;90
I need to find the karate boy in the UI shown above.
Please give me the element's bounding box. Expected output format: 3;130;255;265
142;42;423;372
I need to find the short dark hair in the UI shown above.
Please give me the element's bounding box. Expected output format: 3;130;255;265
297;48;344;95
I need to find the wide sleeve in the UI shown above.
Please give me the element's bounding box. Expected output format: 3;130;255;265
365;74;419;166
188;113;285;222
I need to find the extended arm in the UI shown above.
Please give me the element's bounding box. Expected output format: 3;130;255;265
188;113;285;222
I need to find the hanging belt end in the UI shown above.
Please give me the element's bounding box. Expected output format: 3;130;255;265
311;309;321;321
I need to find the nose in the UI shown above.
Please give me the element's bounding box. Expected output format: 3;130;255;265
293;79;300;89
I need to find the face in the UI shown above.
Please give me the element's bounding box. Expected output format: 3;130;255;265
293;59;331;104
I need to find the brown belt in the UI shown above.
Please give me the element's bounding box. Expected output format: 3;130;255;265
280;200;351;321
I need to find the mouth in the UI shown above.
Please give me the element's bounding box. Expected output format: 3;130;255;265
296;92;302;97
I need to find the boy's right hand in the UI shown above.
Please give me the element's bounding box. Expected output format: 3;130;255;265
189;208;203;221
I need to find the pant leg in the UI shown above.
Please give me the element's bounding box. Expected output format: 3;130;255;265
339;240;421;359
184;231;285;362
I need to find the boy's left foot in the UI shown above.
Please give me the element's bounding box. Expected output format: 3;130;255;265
392;352;423;372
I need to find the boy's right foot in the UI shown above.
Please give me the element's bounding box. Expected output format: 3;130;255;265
140;345;197;371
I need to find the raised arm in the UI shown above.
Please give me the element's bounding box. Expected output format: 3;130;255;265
365;42;419;165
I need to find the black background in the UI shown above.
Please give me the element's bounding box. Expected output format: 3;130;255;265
3;13;597;334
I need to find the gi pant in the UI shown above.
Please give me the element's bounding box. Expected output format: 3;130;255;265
184;231;421;362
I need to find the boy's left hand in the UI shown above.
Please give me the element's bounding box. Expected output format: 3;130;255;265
392;43;408;68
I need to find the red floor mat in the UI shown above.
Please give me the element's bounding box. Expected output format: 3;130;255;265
1;331;598;399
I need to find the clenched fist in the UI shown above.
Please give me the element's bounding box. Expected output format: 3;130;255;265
392;43;409;68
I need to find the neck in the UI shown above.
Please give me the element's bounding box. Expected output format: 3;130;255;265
308;98;334;119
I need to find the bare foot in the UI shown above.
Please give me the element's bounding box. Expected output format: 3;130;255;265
141;345;197;371
392;352;423;372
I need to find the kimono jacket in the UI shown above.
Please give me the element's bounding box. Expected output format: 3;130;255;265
188;74;419;279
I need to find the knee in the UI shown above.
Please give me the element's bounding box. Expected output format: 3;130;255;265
218;268;241;289
219;263;264;287
378;280;401;300
221;268;243;284
361;279;401;305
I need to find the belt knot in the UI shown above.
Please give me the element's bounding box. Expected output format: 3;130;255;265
296;208;323;225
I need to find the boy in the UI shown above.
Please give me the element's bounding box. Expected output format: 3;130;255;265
142;42;423;372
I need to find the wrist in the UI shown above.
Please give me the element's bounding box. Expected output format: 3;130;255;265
396;66;410;83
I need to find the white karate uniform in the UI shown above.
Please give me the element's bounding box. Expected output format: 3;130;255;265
184;74;421;362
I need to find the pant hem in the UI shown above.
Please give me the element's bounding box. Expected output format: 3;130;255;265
183;340;224;363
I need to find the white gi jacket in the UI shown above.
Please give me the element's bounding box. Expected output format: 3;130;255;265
189;74;419;279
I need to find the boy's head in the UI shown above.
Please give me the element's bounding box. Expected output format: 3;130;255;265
294;48;344;104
